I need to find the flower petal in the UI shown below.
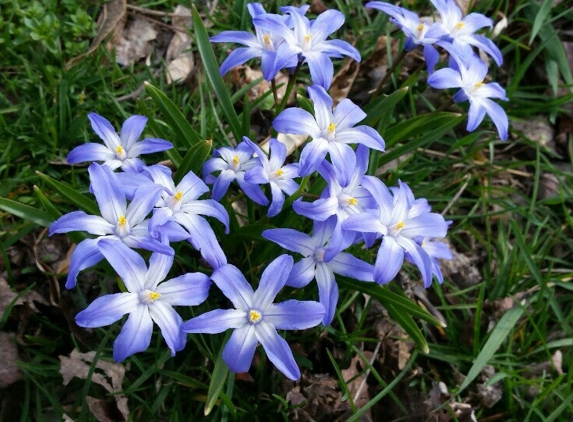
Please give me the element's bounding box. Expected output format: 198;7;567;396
113;305;153;362
120;115;147;150
262;228;315;256
286;257;316;288
149;301;185;356
374;236;404;284
182;309;246;333
88;113;121;151
273;108;321;138
253;254;293;309
156;273;211;306
67;143;116;164
88;163;126;224
66;238;105;289
98;238;148;292
211;264;254;311
75;292;139;327
315;262;338;325
328;252;374;281
223;324;258;373
256;322;300;380
49;211;113;236
128;138;173;157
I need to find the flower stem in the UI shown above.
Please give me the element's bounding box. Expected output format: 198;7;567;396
275;62;302;115
371;50;408;100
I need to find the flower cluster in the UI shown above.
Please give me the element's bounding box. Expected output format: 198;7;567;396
48;1;508;381
367;0;508;140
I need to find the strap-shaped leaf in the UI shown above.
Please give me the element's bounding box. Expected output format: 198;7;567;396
192;5;243;144
385;302;429;354
36;171;99;215
338;278;446;328
204;337;230;416
0;197;52;227
174;139;213;185
361;87;409;129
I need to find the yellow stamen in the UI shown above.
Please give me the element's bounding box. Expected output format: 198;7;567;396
275;169;284;177
148;291;161;301
174;191;183;201
396;221;405;229
116;146;125;155
328;122;336;132
348;197;358;206
249;309;262;323
118;215;127;227
456;22;464;29
232;155;240;165
417;23;424;31
304;34;312;43
475;82;484;88
263;34;271;44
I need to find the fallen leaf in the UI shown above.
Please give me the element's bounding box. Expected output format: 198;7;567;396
59;349;129;420
341;354;372;415
115;17;158;66
165;6;194;84
0;332;22;388
66;0;127;68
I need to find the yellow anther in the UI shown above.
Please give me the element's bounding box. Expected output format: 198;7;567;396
148;291;161;301
116;145;125;155
328;122;336;132
304;34;312;43
475;82;484;88
396;221;405;229
249;309;262;323
348;197;358;206
174;191;183;201
263;34;271;44
232;155;240;165
118;215;127;227
417;23;424;31
456;22;464;29
275;169;284;177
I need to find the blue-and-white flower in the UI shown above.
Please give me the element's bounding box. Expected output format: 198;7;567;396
263;218;374;325
243;137;299;217
67;113;172;172
75;239;211;361
273;85;384;184
342;177;450;287
49;163;172;288
181;255;325;380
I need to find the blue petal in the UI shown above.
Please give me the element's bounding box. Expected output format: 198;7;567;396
401;213;449;239
238;178;268;206
88;113;121;151
308;85;334;130
182;309;246;334
219;47;261;76
145;251;174;290
305;52;334;90
180;199;230;232
66;238;104;289
175;213;227;269
480;99;509;141
98;238;147;292
211;169;236;201
253;254;293;309
273;108;321;138
49;211;113;236
75;292;139;327
128;138;173;157
328;252;374;281
211;264;254;311
286;257;316;288
311;10;345;41
293;196;339;221
298;137;329;176
262;228;315;255
127;184;164;225
397;237;433;288
336;126;385;151
113;305;154;362
88;163;126;224
315;262;338;325
332;98;366;130
268;182;286;217
320;39;361;62
156;273;211;306
374;236;404;284
255;322;299;380
210;31;259;48
223;324;258;373
149;301;185;356
265;300;325;329
120;115;147;150
67;143;115;164
428;68;462;89
467;101;487;132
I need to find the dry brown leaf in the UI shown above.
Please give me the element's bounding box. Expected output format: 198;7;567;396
165;6;194;84
0;332;22;388
115;17;158;66
66;0;127;68
0;276;49;317
341;354;372;416
59;349;129;420
330;59;360;106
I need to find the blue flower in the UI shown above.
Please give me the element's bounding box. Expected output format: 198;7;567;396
428;45;508;140
366;1;446;72
430;0;503;66
293;145;377;259
254;9;361;89
181;255;325;380
143;165;230;269
210;4;300;80
273;85;384;184
243;137;299;217
67;113;172;172
49;163;172;288
342;177;450;287
409;239;452;284
75;239;211;361
203;141;268;205
263;218;374;325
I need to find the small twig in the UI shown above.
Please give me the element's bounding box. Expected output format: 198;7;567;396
353;340;382;405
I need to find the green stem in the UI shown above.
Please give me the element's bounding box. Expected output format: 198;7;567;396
275;62;303;115
371;50;408;100
271;78;279;109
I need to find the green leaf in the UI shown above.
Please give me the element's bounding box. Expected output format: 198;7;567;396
174;139;213;184
144;82;201;149
204;343;230;416
361;87;409;129
0;197;52;227
36;171;99;215
456;306;524;395
338;278;446;328
192;5;242;144
529;0;553;45
385;302;429;354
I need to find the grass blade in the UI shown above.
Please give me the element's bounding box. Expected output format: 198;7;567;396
36;171;99;215
0;197;52;227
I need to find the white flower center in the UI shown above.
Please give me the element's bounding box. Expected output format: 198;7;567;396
139;289;161;304
115;215;131;237
248;309;263;324
115;145;127;160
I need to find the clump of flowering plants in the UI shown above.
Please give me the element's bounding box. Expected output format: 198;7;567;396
1;1;509;416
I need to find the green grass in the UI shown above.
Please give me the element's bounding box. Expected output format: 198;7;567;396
1;0;573;420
